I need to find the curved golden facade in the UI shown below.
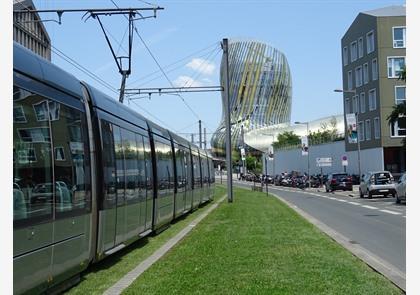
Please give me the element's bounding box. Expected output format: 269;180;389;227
211;40;292;157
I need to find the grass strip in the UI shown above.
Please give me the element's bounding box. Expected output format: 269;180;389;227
124;186;402;295
65;186;226;295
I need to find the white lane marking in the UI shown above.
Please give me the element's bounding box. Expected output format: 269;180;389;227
336;199;348;202
348;202;361;206
362;205;378;210
379;209;401;215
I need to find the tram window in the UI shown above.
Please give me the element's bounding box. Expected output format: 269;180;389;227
185;151;192;189
101;120;116;209
174;146;185;190
113;126;125;206
121;128;140;204
192;155;201;188
136;134;147;201
143;137;153;194
155;141;173;195
13;86;53;225
52;103;91;216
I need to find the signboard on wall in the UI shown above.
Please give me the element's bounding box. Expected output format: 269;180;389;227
346;113;358;144
316;157;332;167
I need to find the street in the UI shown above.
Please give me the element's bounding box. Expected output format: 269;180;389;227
231;180;406;274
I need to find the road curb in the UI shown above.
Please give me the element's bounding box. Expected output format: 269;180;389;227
103;195;228;295
268;191;406;292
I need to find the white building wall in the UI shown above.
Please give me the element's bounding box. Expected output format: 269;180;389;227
263;140;384;176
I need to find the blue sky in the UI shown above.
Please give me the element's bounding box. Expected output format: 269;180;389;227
30;0;406;143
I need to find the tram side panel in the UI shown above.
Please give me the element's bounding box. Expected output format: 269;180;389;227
13;72;91;293
95;113;154;258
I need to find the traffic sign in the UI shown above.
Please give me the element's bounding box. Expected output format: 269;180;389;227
316;157;332;167
342;155;348;166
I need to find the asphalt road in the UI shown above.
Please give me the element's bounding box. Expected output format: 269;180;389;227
231;180;406;274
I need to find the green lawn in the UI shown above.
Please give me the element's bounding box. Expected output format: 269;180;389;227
123;187;402;295
65;186;226;295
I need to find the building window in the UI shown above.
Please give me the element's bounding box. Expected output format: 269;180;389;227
352;95;359;114
372;58;378;80
355;66;362;87
390;116;406;137
345;98;351;114
347;70;353;90
365;119;371;140
395;86;406;105
374;117;380;139
358;121;365;141
393;27;406;48
343;46;348;66
360;92;366;113
366;31;375;54
387;57;405;78
363;63;369;84
369;89;377;111
350;41;357;62
358;37;364;58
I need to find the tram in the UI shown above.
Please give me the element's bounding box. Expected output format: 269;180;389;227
13;42;215;294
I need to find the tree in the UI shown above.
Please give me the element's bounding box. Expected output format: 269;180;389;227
272;131;300;149
386;66;406;146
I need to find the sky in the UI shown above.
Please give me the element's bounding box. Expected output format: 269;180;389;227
4;1;420;292
17;0;405;145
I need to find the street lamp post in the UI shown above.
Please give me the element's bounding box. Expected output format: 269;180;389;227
295;121;310;186
334;89;361;178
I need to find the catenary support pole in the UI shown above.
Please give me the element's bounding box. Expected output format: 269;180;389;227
204;128;207;149
199;120;202;149
222;38;233;203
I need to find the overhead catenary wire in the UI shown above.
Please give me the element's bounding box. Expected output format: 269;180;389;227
127;42;220;87
108;0;202;121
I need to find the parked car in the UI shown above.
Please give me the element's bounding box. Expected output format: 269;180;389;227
325;173;353;192
359;171;396;199
395;173;406;204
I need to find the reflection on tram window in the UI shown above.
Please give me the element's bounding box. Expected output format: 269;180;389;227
101;120;116;209
136;134;147;201
51;102;90;215
13;105;27;123
13;87;53;223
113;126;125;205
121;128;140;204
33;100;60;122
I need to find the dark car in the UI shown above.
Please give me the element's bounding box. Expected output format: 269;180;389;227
325;173;353;192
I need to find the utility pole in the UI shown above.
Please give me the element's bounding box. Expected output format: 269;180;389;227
191;133;194;144
204;128;207;149
199;120;202;149
222;38;233;203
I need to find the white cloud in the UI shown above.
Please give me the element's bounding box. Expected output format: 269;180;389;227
186;58;216;75
173;75;203;87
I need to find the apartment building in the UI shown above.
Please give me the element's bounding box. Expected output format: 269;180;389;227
13;0;51;60
341;5;406;174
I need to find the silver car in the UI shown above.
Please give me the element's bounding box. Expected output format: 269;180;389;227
359;171;396;199
395;173;406;204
